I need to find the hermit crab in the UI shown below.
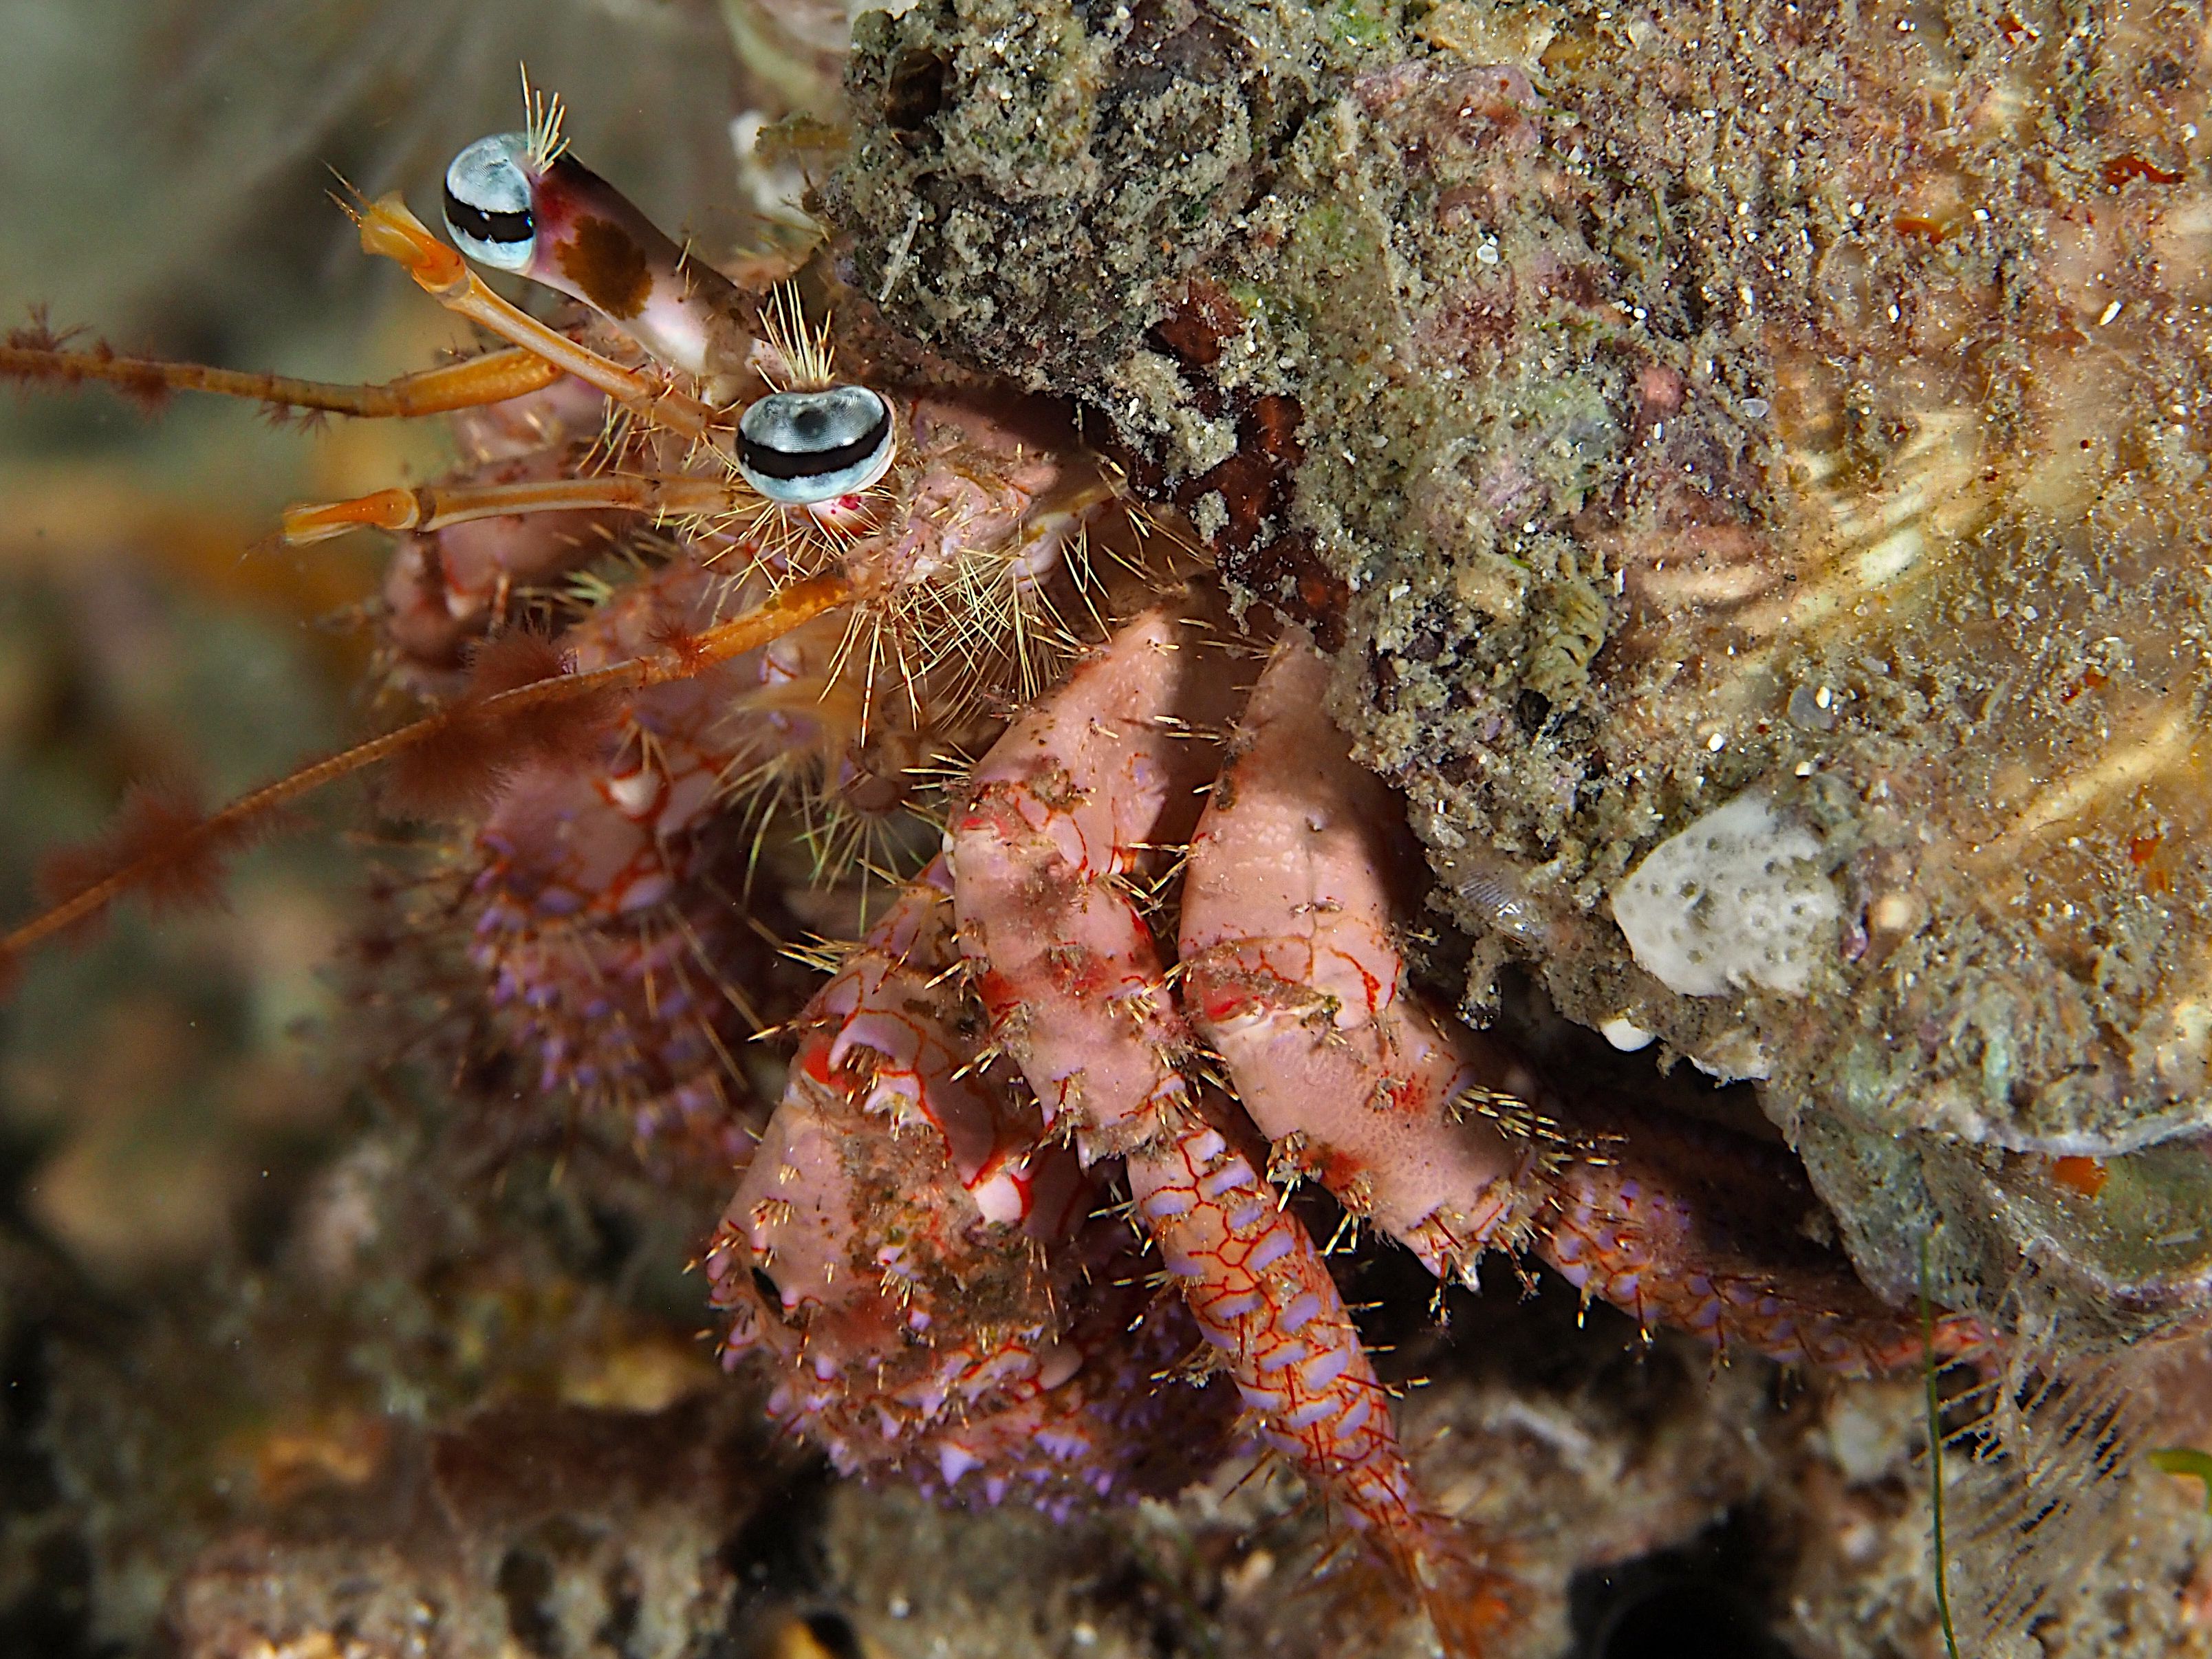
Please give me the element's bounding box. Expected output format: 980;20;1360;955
0;65;2022;1651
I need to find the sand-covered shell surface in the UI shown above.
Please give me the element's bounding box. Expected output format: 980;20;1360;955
829;0;2212;1341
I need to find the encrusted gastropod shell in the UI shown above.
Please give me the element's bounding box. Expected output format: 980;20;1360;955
832;0;2212;1340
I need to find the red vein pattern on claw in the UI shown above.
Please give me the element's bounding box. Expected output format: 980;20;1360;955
1127;1114;1514;1649
950;607;1506;1646
1181;633;1539;1283
1127;1113;1411;1521
953;603;1250;1156
1175;638;1985;1382
708;862;1235;1512
466;559;843;1162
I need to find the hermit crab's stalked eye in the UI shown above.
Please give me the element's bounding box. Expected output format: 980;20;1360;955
736;386;896;506
443;133;538;272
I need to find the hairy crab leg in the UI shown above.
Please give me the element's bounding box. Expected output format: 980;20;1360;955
1537;1103;1993;1376
1124;1105;1515;1650
950;607;1507;1651
1178;639;1992;1376
463;556;867;1160
1180;632;1541;1283
707;860;1233;1508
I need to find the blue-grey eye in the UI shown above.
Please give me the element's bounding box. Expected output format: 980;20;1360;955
444;133;537;272
736;386;895;505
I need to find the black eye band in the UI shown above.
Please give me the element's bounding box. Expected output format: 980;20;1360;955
737;403;893;481
444;186;534;248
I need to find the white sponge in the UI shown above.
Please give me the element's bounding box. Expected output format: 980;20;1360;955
1609;794;1841;997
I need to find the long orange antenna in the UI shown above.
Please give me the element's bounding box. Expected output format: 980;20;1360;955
283;473;760;544
0;574;852;974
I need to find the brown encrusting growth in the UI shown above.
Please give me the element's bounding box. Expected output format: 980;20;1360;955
33;778;272;935
380;629;616;817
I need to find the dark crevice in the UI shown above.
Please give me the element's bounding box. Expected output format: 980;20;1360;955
722;1461;833;1622
1568;1509;1799;1659
496;1545;561;1658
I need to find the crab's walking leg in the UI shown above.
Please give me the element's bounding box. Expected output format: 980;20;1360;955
0;339;565;418
1181;632;1539;1281
1536;1103;1993;1375
1124;1105;1513;1649
1176;639;1991;1375
951;607;1506;1651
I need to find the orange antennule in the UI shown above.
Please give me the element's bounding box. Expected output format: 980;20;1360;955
347;194;717;440
283;473;753;544
1;333;563;419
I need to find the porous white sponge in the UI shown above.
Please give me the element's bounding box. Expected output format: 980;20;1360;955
1609;794;1841;997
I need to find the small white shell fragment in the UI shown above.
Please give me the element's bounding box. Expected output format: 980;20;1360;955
1867;889;1920;936
1609;793;1841;997
1598;1015;1656;1052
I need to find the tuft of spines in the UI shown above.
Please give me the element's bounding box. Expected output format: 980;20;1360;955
32;777;281;942
382;631;618;817
520;65;569;173
757;285;838;393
